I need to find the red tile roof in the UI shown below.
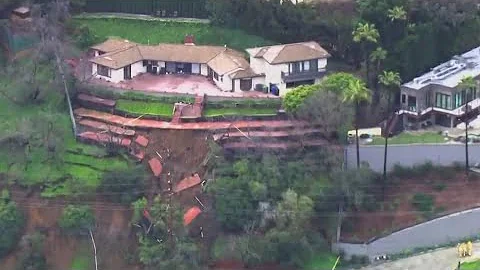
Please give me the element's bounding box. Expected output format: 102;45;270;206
135;135;149;147
148;158;163;177
184;206;202;226
174;173;201;193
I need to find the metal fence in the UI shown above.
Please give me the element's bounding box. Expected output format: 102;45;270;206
84;0;209;18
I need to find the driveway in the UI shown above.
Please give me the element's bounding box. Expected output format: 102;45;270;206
361;242;480;270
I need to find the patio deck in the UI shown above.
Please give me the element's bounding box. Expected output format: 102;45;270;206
90;73;276;98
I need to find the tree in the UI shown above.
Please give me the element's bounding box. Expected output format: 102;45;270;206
100;166;145;204
369;47;388;100
274;189;314;232
342;78;372;168
387;6;407;21
264;190;326;267
458;76;477;173
208;176;257;231
352;22;380;90
297;89;354;140
283;84;321;112
330;167;378;211
58;205;95;235
320;72;360;94
378;70;401;195
16;232;47;270
0;191;24;258
136;196;202;270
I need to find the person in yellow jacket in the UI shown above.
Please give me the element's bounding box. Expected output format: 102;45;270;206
467;241;473;256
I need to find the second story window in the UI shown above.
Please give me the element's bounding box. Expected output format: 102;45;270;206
435;93;451;109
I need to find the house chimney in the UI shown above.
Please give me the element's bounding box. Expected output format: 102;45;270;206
184;34;195;46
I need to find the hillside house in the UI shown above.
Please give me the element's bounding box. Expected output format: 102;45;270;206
246;42;330;96
399;46;480;128
89;37;264;93
89;37;330;96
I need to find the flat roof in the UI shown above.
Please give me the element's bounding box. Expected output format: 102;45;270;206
13;7;30;14
403;46;480;90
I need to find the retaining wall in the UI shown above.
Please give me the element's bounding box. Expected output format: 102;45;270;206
334;207;480;260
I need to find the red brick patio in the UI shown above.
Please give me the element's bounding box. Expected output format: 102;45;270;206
90;73;276;98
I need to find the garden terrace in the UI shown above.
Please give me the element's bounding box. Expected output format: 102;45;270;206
78;119;136;136
77;131;132;147
213;128;324;142
74;108;307;131
77;93;116;108
75;89;282;120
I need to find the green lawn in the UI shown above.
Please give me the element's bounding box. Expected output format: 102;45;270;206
203;107;278;117
304;253;338;270
371;132;447;145
0;91;132;197
71;242;94;270
73;18;274;51
64;153;129;171
461;259;480;270
116;99;174;117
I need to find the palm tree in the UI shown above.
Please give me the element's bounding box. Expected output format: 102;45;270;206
387;6;407;21
378;71;401;194
343;78;372;168
352;22;380;92
458;76;477;173
370;47;388;103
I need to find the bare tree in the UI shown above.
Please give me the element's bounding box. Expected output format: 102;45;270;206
297;89;354;141
30;0;77;135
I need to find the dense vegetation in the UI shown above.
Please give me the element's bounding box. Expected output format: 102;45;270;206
207;0;480;83
72;18;274;51
0;191;24;258
59;205;96;235
206;147;380;268
132;196;202;270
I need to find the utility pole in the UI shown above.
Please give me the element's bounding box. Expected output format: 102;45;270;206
465;100;470;174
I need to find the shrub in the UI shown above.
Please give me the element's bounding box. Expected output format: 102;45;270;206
283;84;321;112
100;166;145;204
390;163;411;178
59;205;95;234
433;182;447;192
411;193;434;215
452;161;464;172
412;161;434;176
436;166;456;180
362;194;378;212
206;98;282;109
0;194;24;258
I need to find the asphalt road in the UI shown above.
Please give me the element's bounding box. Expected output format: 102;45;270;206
346;144;480;172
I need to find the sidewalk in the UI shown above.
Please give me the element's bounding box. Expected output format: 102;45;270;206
361;242;480;270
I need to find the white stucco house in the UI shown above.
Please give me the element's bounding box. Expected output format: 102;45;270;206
246;42;330;96
89;37;330;96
